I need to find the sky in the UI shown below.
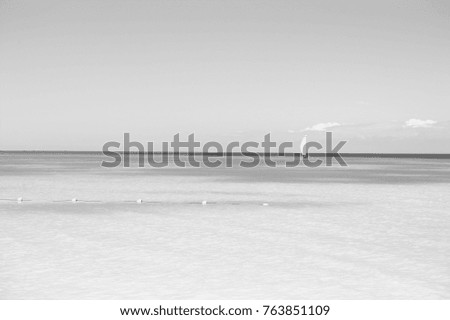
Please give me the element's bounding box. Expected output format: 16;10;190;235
1;0;449;152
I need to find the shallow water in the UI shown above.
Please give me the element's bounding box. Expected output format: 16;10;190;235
0;154;449;299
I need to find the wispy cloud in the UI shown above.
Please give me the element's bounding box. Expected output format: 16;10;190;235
304;122;341;131
403;119;437;128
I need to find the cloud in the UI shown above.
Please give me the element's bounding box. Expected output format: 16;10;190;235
403;119;437;128
304;122;341;131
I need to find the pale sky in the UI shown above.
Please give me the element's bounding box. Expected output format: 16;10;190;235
1;0;449;152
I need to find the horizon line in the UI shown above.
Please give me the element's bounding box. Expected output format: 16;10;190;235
1;150;450;159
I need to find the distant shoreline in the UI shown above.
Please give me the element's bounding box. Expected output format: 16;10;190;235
1;151;449;159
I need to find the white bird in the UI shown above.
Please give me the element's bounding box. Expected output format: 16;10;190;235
71;198;78;203
262;202;269;206
17;197;23;203
136;199;143;204
201;200;207;205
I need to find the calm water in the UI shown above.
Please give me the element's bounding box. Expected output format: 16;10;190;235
0;154;449;299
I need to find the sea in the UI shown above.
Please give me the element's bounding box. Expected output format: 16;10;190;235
0;153;449;299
